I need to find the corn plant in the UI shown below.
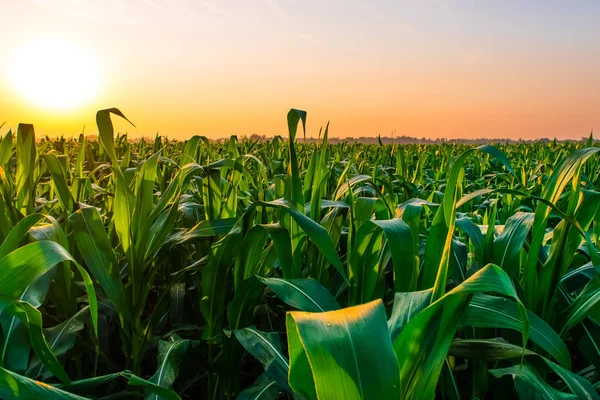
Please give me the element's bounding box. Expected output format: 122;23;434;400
0;109;599;399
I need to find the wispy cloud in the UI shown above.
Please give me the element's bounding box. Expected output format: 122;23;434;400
142;0;232;20
31;0;140;24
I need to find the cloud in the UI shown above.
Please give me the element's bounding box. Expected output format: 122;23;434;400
142;0;232;20
31;0;141;25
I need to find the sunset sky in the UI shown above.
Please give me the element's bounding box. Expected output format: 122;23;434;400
1;1;599;140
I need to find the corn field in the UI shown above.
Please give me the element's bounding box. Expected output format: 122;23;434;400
0;108;600;399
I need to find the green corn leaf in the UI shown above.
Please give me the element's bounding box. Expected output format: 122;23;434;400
387;289;433;342
1;266;55;373
69;207;131;326
142;194;182;264
561;277;600;333
236;372;282;400
0;240;98;379
168;218;236;245
169;283;185;326
227;276;264;330
42;154;75;213
16;123;38;216
234;327;290;393
463;293;570;368
492;212;534;276
287;299;400;400
133;150;161;248
455;217;485;267
254;199;347;282
524;147;600;313
349;218;415;304
58;371;180;399
0;242;97;328
201;232;241;339
284;109;306;211
113;165;135;260
0;130;13;166
0;366;88;399
476;144;517;178
258;277;340;312
420;202;450;291
490;359;599;400
395;264;528;400
29;215;75;318
233;223;294;286
145;335;190;400
449;338;535;361
96;108;136;261
27;307;91;380
0;299;71;383
180;135;202;165
96;108;135;165
0;213;45;259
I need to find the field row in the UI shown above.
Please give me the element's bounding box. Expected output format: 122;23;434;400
0;109;598;399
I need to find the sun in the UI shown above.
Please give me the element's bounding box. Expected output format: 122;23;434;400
6;37;100;111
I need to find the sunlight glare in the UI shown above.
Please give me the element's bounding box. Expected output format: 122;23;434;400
6;37;100;111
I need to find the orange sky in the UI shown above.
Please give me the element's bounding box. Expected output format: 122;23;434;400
1;1;599;140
